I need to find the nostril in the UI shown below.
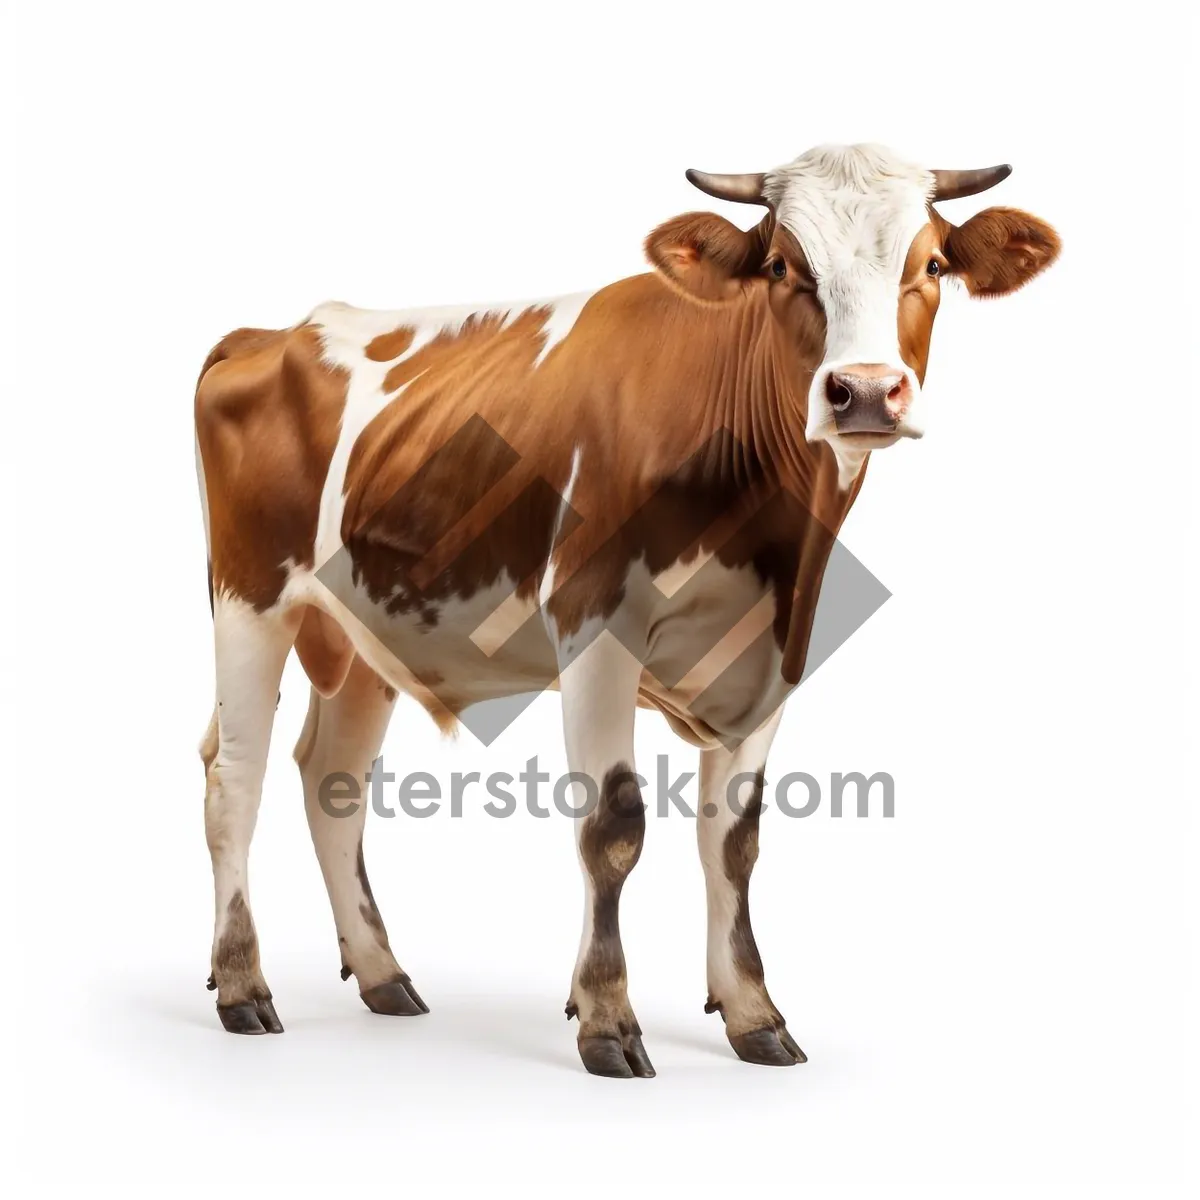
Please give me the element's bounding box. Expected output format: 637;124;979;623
884;375;910;417
826;374;854;412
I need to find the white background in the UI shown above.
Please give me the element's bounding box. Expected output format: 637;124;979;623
4;2;1197;1196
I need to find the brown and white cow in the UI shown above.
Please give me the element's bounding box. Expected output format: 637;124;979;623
195;144;1059;1077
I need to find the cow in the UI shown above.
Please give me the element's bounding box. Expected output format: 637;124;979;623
195;143;1059;1078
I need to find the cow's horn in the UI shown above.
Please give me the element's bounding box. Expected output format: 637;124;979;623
931;165;1013;201
685;169;768;206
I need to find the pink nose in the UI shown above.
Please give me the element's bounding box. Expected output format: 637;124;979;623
826;364;911;433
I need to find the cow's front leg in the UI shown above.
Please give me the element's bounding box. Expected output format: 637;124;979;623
558;634;653;1078
698;711;806;1066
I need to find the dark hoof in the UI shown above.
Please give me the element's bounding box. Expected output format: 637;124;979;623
578;1033;656;1079
217;996;284;1035
728;1025;806;1066
361;975;429;1016
621;1032;657;1078
255;997;285;1034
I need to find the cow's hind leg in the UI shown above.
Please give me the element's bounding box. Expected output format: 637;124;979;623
202;597;298;1033
697;712;805;1065
294;655;426;1016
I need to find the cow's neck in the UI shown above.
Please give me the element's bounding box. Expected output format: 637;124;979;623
648;286;866;686
666;285;860;529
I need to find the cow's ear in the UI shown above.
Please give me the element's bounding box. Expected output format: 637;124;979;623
943;206;1061;298
645;212;769;303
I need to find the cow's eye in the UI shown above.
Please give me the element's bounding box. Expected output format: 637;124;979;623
771;259;787;279
926;258;941;277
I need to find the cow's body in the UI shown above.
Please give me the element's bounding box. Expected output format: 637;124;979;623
198;279;849;746
195;144;1059;1076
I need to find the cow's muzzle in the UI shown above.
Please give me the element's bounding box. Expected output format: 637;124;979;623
825;364;914;436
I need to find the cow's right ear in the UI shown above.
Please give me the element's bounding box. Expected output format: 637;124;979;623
645;213;769;303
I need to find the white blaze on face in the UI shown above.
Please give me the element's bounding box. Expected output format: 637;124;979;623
763;145;935;480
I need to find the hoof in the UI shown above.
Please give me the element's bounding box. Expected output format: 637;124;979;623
361;975;429;1016
217;996;284;1035
728;1025;806;1066
578;1033;656;1079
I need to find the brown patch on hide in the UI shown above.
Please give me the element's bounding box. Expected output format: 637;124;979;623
722;771;766;984
365;325;416;362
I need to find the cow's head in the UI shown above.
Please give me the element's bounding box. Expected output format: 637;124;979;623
646;144;1059;481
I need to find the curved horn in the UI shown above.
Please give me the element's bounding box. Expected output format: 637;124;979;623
931;164;1013;201
685;169;768;206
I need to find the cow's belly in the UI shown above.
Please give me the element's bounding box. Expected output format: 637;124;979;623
290;554;788;746
296;555;558;711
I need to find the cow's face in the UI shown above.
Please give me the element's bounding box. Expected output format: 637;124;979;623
647;144;1059;479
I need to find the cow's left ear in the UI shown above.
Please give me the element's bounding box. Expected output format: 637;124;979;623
645;212;769;303
943;207;1061;297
